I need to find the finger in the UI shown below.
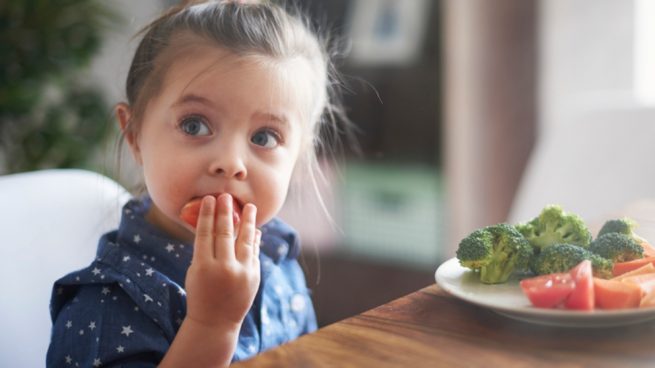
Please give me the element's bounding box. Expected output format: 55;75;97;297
236;203;257;262
254;229;262;248
253;229;262;259
213;193;236;261
193;195;216;262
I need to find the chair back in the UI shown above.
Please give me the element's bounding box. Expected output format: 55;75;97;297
0;169;130;367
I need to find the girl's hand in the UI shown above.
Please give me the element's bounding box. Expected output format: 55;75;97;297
184;194;261;328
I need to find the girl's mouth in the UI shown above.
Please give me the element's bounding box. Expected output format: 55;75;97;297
179;194;242;229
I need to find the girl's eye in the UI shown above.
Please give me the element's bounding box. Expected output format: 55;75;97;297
251;129;281;149
180;116;211;136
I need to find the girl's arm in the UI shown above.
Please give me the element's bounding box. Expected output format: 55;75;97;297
159;195;261;367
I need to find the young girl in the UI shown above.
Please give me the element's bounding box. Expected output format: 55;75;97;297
47;1;346;366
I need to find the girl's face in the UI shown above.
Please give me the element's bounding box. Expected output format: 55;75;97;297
118;45;313;243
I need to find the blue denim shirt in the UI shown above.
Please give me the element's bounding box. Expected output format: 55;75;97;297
46;198;317;367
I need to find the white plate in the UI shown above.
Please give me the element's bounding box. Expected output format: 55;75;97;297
435;257;655;328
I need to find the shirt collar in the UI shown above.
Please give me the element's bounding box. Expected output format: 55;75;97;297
114;197;193;286
259;217;300;263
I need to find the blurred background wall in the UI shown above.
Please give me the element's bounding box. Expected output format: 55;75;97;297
2;0;655;328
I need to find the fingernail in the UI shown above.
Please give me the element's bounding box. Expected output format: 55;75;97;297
221;193;232;207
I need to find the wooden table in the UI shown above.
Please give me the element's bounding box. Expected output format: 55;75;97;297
234;284;655;367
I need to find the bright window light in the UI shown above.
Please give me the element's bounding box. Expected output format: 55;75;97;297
635;0;655;105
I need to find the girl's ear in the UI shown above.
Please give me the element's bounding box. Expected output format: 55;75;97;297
115;103;143;165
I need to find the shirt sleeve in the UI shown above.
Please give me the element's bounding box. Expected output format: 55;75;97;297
47;284;168;368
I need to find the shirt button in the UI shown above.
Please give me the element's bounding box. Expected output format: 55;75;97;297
290;293;306;313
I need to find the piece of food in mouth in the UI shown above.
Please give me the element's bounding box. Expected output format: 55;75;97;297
179;195;241;229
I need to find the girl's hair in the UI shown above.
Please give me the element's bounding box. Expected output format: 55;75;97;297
120;0;352;216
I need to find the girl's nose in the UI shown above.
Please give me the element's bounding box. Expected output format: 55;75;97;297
208;152;247;180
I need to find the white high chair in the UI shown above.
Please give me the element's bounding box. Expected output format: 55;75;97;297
0;169;130;367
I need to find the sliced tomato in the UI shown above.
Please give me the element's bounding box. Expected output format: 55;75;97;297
179;196;241;229
565;260;594;310
520;272;575;308
594;277;641;310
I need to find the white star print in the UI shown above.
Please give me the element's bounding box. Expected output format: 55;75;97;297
93;358;101;367
101;287;110;295
123;256;130;262
261;306;270;324
78;329;84;335
65;320;72;329
291;294;306;312
144;294;153;303
166;243;175;252
145;267;154;276
133;234;141;243
121;325;134;337
116;345;125;353
91;268;101;276
65;355;72;364
278;244;288;256
89;321;96;330
248;344;257;354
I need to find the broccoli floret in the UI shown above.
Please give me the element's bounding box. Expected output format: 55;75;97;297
589;232;644;263
456;223;533;284
530;243;613;279
598;217;648;245
515;205;592;252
